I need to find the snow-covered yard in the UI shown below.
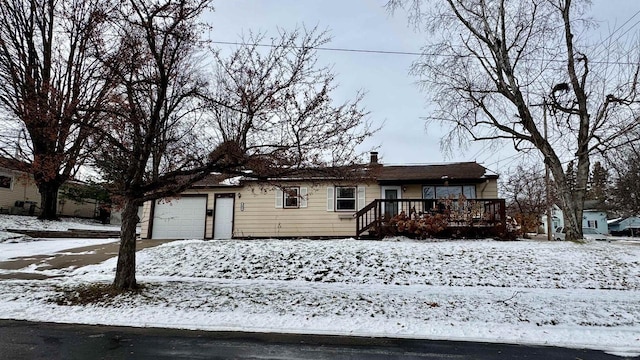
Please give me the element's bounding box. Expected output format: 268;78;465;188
0;216;638;357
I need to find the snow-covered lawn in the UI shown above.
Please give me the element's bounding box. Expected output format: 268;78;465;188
0;232;639;356
0;214;120;242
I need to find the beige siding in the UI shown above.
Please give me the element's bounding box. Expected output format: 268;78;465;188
58;199;98;218
0;170;40;213
234;182;379;238
478;179;499;198
139;201;153;238
401;185;423;199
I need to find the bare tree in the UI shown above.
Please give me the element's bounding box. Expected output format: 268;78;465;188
604;130;640;217
586;161;609;205
0;0;112;219
611;159;640;217
503;164;551;234
388;0;640;241
607;145;640;217
207;28;374;175
91;0;218;290
93;6;374;290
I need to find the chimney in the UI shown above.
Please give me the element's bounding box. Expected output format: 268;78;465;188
370;151;379;165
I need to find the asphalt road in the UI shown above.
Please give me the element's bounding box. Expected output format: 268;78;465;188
0;320;633;360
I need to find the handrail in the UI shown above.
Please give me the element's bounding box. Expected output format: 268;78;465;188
355;198;506;239
355;199;380;238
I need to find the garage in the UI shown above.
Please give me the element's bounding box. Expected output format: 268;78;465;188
151;196;207;239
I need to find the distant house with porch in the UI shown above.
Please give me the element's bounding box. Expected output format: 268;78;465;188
140;152;505;240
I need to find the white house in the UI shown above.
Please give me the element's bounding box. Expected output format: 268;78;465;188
540;204;564;233
541;201;608;235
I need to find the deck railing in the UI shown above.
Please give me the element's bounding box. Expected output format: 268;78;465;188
355;198;506;238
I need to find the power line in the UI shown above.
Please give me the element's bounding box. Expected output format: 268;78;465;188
590;8;640;61
210;40;423;56
209;40;640;66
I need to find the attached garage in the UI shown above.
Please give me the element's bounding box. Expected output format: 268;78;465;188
151;196;207;239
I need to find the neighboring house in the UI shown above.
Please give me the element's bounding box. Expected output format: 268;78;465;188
140;153;504;240
57;181;103;218
0;157;40;215
540;200;608;235
0;157;99;218
540;204;564;234
583;209;608;235
608;216;640;236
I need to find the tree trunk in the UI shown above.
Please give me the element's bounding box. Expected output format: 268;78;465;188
37;181;61;220
547;156;585;242
113;198;140;290
562;194;583;242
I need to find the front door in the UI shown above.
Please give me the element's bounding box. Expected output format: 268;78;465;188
381;186;401;218
213;194;234;239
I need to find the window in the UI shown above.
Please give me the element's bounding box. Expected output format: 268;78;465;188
587;220;598;229
0;174;11;190
336;186;356;211
275;187;307;209
326;186;365;212
436;186;462;198
423;186;435;199
284;187;299;208
423;185;477;199
463;185;476;199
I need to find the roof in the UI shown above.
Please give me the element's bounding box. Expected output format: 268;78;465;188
608;216;640;224
607;218;623;225
583;200;607;211
195;162;497;186
0;157;30;172
376;162;497;182
191;173;242;188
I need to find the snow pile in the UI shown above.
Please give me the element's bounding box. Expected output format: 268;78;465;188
1;238;639;356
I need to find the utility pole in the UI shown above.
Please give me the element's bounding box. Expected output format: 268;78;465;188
544;100;552;241
532;99;553;241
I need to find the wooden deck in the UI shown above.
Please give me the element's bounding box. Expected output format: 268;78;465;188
355;198;506;239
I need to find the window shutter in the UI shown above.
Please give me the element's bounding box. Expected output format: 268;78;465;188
326;187;334;211
275;189;283;208
300;187;308;208
357;186;366;210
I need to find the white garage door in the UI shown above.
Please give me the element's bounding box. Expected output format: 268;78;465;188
152;197;207;239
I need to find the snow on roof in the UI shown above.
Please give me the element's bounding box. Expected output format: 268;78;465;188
220;176;242;186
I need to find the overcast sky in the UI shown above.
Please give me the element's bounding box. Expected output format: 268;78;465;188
205;0;640;175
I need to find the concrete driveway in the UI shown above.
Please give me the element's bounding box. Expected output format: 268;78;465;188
0;239;174;280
